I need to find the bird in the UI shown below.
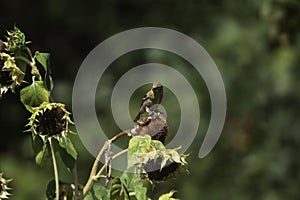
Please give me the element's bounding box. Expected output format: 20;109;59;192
133;82;163;122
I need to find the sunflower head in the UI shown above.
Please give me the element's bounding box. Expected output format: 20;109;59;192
0;53;24;97
131;111;168;144
27;102;73;141
0;173;12;199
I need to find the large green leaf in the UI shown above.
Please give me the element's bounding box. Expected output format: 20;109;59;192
57;144;76;171
35;51;53;91
35;142;51;166
20;80;49;112
32;133;43;155
58;136;77;160
57;137;77;170
128;135;152;154
128;135;152;167
121;172;147;200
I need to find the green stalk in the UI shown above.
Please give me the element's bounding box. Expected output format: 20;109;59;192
81;130;129;199
49;138;60;200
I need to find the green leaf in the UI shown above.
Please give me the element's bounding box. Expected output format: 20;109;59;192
35;51;50;69
32;133;43;155
128;135;152;167
20;80;49;112
57;144;76;171
58;136;77;160
57;137;77;170
46;180;56;200
158;190;179;200
133;184;147;200
35;142;51;166
128;135;152;154
35;51;53;91
110;178;130;200
121;172;147;200
94;181;110;200
83;192;94;200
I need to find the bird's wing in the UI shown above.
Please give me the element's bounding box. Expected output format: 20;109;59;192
140;90;154;107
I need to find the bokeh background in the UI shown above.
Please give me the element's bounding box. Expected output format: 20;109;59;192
1;0;300;199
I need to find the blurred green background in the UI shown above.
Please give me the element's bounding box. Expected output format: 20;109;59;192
1;0;300;199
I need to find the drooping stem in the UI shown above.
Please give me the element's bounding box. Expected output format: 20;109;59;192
81;130;130;198
49;138;60;200
15;56;33;67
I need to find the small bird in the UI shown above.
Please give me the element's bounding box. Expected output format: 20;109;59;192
134;82;163;122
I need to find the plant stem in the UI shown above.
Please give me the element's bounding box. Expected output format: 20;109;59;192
82;141;109;196
49;138;60;200
15;56;33;67
95;149;128;179
73;163;79;200
81;130;130;199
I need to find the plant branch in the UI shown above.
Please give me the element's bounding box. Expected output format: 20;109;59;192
49;138;59;200
82;141;108;196
15;56;33;67
95;149;128;179
81;130;130;198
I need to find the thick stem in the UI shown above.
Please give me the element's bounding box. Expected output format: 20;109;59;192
49;138;60;200
81;130;130;199
82;141;109;196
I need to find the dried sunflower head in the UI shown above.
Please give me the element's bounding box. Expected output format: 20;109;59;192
131;111;168;144
0;53;24;97
27;102;73;141
143;156;187;182
3;26;28;54
0;173;12;199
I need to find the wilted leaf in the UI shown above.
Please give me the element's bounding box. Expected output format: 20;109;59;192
58;136;77;160
20;79;49;112
35;51;53;91
35;142;51;166
57;137;77;170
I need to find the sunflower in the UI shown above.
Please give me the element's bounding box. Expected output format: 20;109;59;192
27;102;73;141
